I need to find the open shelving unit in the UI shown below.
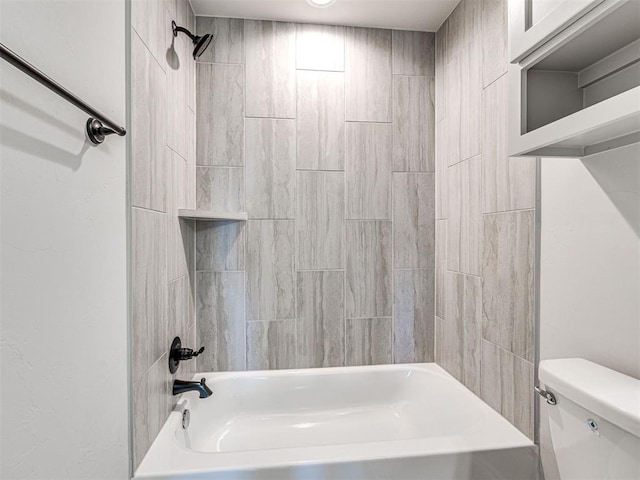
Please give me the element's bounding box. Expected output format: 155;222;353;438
177;209;248;221
509;0;640;158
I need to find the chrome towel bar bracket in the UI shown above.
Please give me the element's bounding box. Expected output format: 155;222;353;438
0;42;126;146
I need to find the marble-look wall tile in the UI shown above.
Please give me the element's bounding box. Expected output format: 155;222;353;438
190;19;436;387
185;108;196;165
169;277;196;379
132;376;150;468
186;1;196;34
447;156;482;275
167;10;194;159
169;274;195;345
346;318;392;366
247;320;297;370
435;119;449;219
435;316;461;380
246;118;296;219
482;75;536;213
132;208;167;384
186;159;196;208
394;269;435;363
444;55;462;167
169;101;196;164
245;20;296;118
166;0;178;27
460;40;482;162
433;0;535;442
393;173;435;269
481;0;507;88
435;219;447;319
345;221;392;318
246;220;295;320
444;0;482;158
345;27;392;122
183;324;197;377
133;0;195;468
446;0;481;64
436;273;483;392
434;317;443;365
481;340;534;439
345;122;392;220
297;24;345;71
444;1;462;63
482;210;535;361
186;2;196;112
196;63;244;166
132;32;168;211
297;71;345;171
196;17;245;64
393;76;435;172
392;30;435;77
168;153;194;281
131;0;169;69
446;272;482;395
196;166;244;211
465;0;482;43
133;353;170;468
297;271;345;368
197;272;246;371
196;221;245;271
435;21;448;123
296;171;345;270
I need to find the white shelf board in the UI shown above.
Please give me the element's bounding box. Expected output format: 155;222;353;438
509;86;640;158
177;209;248;221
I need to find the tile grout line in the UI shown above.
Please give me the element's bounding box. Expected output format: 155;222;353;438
482;207;536;216
480;338;535;366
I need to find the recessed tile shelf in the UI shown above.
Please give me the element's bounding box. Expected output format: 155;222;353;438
177;209;248;221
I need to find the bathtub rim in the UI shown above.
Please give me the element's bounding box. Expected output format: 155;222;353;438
134;362;534;478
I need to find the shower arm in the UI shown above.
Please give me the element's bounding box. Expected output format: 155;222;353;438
172;21;196;42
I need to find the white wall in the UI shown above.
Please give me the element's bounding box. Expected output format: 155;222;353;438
0;1;129;478
539;143;640;479
540;143;640;378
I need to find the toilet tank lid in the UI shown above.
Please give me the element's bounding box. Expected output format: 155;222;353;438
539;358;640;438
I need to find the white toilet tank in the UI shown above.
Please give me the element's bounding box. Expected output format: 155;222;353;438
539;359;640;480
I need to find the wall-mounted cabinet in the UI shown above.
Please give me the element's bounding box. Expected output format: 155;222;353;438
509;0;640;158
509;0;605;63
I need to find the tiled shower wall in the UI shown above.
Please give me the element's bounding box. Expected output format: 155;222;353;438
194;19;436;370
434;0;537;438
130;0;197;468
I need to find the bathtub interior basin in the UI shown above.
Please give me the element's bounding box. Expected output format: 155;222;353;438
181;366;483;453
135;363;537;479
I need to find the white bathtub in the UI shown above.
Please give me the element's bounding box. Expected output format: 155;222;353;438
134;364;539;479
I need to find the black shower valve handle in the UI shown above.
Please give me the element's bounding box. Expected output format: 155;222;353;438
176;346;205;361
168;337;204;373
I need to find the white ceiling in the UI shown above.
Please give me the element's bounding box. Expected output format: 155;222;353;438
189;0;460;32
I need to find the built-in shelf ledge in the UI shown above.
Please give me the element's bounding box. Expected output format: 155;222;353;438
510;86;640;158
177;209;248;221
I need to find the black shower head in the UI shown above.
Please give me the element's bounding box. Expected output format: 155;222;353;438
172;21;213;60
193;33;213;60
